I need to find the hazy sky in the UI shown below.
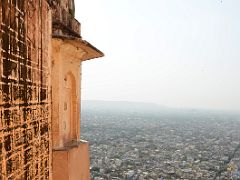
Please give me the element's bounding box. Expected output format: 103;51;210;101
75;0;240;111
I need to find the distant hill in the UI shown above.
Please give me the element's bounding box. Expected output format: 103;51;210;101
81;100;201;116
81;100;165;114
81;100;240;117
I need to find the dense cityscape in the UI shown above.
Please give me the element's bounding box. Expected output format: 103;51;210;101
81;101;240;180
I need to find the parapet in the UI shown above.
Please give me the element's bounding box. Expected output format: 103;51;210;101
49;0;81;38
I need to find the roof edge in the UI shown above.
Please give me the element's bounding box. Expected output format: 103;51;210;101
52;36;104;61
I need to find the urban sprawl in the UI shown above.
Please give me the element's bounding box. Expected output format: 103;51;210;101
82;109;240;180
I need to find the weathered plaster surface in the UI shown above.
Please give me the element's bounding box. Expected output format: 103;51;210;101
0;0;51;179
0;0;103;179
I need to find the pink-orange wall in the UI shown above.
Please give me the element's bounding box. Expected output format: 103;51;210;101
53;141;90;180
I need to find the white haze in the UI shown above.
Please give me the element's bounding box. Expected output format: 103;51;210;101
75;0;240;111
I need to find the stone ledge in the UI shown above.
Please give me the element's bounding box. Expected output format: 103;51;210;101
53;140;89;151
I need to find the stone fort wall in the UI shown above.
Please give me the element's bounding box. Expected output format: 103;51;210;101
0;0;51;179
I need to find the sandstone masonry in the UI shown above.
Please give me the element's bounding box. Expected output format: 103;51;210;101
0;1;103;179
